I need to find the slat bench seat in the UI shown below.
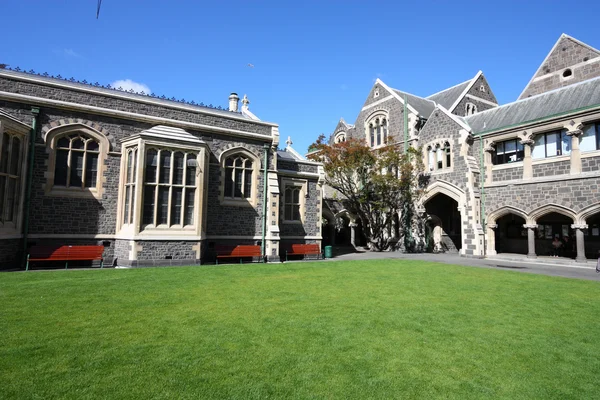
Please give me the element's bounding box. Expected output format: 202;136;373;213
215;245;262;264
285;244;323;261
26;245;104;270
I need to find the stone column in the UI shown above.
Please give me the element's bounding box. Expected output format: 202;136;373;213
566;125;583;175
484;146;494;184
571;224;588;262
520;138;534;180
349;222;357;247
486;224;497;256
523;224;538;258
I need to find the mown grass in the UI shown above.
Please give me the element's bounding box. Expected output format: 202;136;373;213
1;260;600;399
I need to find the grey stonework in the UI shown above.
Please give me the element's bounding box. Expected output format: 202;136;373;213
134;240;198;263
279;180;320;237
520;36;600;99
532;160;570;178
113;240;130;265
0;75;272;136
467;75;498;105
486;176;600;216
492;166;523;182
582;155;600;173
278;160;318;174
454;97;496;118
347;96;408;146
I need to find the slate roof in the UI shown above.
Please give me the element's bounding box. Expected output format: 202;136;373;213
426;79;471;110
277;149;299;161
392;89;436;118
464;76;600;134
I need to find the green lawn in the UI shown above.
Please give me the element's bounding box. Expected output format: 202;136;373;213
1;260;600;399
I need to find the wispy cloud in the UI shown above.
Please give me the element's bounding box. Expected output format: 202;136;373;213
63;48;83;58
111;79;151;94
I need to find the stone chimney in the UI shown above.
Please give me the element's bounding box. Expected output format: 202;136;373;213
228;93;239;112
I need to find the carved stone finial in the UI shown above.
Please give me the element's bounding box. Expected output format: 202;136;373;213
242;94;250;109
286;136;293;147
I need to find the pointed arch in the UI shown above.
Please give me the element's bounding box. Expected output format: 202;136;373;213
487;205;528;226
421;180;464;206
576;203;600;225
528;203;576;225
219;146;260;207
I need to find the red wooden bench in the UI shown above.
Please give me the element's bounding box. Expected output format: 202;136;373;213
26;245;104;271
215;245;262;264
285;244;322;261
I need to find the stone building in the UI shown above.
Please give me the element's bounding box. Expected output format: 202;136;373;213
0;69;323;269
322;33;600;261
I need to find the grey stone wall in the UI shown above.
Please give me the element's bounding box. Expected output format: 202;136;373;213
278;160;318;174
135;240;198;264
114;239;130;265
467;75;499;104
520;36;600;99
347;96;407;146
492;166;523;182
454;97;496;117
532;160;570;178
486;176;600;216
582;155;600;173
0;74;272;136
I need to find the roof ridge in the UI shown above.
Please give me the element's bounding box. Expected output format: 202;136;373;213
390;87;433;102
466;74;600;121
426;76;473;98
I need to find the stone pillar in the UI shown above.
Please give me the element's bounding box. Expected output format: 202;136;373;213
571;224;588;262
486;224;497;256
523;224;537;258
566;125;583;175
521;139;534;180
349;222;357;247
484;146;494;184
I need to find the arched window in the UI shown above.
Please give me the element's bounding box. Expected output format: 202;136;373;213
465;102;478;116
284;186;301;221
436;145;443;170
335;132;346;143
444;142;451;168
141;148;197;227
219;148;259;206
366;113;389;147
428;146;435;172
45;125;109;198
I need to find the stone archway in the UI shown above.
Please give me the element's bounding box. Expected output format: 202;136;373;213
424;194;461;253
577;203;600;259
486;206;529;256
530;204;577;259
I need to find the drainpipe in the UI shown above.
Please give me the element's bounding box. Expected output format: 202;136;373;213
261;143;269;262
479;133;486;257
23;107;40;270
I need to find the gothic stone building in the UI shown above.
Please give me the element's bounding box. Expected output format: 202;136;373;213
0;69;323;269
323;34;600;261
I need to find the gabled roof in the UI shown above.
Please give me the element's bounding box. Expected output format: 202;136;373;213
427;71;483;112
465;76;600;134
391;89;436;118
518;34;600;100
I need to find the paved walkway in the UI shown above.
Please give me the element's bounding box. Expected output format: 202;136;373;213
324;250;600;281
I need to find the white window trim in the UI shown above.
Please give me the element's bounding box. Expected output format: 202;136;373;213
0;120;29;236
218;147;260;207
116;135;208;239
44;124;109;199
281;178;307;224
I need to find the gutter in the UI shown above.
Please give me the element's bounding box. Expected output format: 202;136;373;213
23;107;39;270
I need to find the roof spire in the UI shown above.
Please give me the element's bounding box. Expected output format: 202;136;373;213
286;136;293;147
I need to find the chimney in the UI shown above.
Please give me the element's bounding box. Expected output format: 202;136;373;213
228;92;239;112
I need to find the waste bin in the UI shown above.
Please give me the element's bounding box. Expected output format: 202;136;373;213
324;245;333;259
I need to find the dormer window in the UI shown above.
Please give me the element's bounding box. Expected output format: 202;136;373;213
465;102;478;116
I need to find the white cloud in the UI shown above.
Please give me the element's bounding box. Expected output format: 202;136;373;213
111;79;151;94
64;48;82;58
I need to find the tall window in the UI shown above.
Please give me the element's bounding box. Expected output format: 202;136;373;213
122;147;137;225
366;115;388;147
444;142;451;168
493;139;525;165
54;134;100;188
142;148;197;227
532;130;570;159
284;186;301;221
427;142;451;171
224;154;253;199
581;122;600;152
428;146;435;172
0;132;22;225
466;103;478;116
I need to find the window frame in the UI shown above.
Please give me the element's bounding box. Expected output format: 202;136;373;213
532;129;570;159
0;119;28;235
580;122;600;153
117;135;207;239
219;147;260;207
365;112;389;148
492;138;525;165
281;178;307;224
45;124;109;199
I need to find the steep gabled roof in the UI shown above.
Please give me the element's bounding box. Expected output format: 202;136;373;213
427;71;483;112
391;89;436;118
465;76;600;134
518;34;600;100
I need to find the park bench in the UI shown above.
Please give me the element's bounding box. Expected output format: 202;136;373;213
215;245;262;264
26;245;104;271
285;243;323;261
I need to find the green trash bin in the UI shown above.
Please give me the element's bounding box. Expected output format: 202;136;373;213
324;245;333;259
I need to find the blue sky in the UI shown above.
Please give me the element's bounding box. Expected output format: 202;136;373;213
3;1;600;154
